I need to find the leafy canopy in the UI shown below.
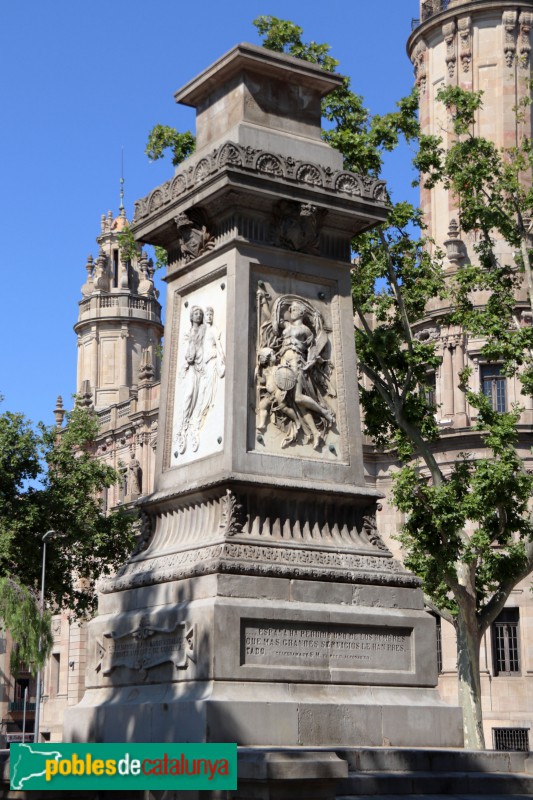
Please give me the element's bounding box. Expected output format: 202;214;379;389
0;401;135;670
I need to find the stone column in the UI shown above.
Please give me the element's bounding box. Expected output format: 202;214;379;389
90;331;98;396
119;326;128;387
453;333;468;427
441;337;455;419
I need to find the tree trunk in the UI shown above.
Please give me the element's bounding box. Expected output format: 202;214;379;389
456;608;485;749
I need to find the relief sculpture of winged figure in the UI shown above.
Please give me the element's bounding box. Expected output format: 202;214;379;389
255;284;336;450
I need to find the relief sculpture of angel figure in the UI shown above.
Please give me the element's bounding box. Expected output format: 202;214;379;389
255;283;336;451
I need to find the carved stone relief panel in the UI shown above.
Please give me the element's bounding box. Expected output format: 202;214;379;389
170;277;227;467
95;615;195;682
458;16;472;73
269;199;327;255
251;271;342;461
174;209;215;263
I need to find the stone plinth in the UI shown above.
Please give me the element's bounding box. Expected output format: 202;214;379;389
64;43;463;748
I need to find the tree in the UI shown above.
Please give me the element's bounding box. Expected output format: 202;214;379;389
0;401;134;672
145;17;533;749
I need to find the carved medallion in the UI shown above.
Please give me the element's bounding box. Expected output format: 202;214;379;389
270;200;327;255
174;209;215;262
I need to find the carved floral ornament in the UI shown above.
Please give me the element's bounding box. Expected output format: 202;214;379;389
133;142;387;223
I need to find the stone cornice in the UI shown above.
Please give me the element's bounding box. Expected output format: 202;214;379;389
407;0;533;56
132;141;388;229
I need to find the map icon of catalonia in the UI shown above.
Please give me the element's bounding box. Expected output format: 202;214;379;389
10;743;62;789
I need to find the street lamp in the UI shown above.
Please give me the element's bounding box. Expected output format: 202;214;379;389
33;530;57;743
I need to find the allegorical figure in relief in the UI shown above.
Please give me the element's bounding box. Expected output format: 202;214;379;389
174;304;225;455
196;306;225;426
256;285;336;450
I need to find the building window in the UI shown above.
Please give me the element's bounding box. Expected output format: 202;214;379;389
14;678;29;703
481;363;506;412
425;372;436;409
492;608;520;676
112;249;119;288
49;653;60;697
493;727;529;752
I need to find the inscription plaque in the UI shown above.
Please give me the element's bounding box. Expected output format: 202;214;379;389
96;618;195;679
242;620;412;671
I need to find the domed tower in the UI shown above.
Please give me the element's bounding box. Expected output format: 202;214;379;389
74;206;164;506
75;206;163;408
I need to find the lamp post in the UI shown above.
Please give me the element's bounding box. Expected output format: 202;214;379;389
33;530;56;743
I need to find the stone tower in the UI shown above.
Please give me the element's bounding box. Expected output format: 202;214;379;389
65;43;462;748
406;0;533;428
75;206;163;411
410;0;533;261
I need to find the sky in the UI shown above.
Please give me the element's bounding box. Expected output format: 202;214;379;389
0;0;419;426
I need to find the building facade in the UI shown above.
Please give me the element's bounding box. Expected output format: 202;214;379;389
381;0;533;750
0;207;164;743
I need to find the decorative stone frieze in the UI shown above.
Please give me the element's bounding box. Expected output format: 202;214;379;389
103;540;416;594
218;489;244;536
132;142;387;226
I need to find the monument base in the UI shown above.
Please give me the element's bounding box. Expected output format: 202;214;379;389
64;574;463;747
65;680;462;748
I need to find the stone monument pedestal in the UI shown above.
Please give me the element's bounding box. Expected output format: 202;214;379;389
66;570;461;746
64;43;463;749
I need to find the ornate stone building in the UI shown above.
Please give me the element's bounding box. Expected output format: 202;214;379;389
368;0;533;751
0;206;164;743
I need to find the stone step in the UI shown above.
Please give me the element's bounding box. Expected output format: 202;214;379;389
336;770;533;796
338;796;533;800
336;747;529;775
